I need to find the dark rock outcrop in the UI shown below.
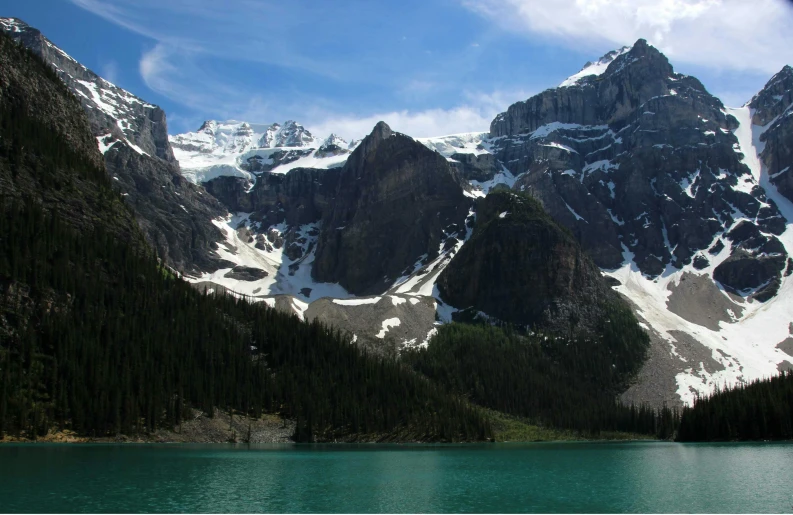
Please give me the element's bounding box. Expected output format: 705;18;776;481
224;266;268;281
449;152;500;182
714;249;785;301
312;122;470;294
437;191;625;334
489;39;787;287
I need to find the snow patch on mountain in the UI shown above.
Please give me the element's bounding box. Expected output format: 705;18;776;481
417;132;490;157
186;213;353;300
560;46;632;88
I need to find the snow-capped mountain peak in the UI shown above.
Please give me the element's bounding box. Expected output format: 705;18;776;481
323;133;348;148
1;16;175;162
169;120;350;183
559;45;632;88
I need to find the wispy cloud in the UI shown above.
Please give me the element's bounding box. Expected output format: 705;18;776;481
462;0;793;74
306;87;534;140
71;0;515;134
100;59;119;84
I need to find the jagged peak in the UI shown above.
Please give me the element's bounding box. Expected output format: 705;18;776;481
559;45;631;87
323;133;347;147
197;120;218;134
0;17;31;32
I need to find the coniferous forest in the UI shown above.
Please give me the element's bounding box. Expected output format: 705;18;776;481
676;371;793;441
403;323;679;438
0;200;494;441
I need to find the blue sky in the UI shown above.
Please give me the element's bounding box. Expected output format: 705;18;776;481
7;0;793;139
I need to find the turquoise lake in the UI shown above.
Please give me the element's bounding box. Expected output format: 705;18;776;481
0;442;791;513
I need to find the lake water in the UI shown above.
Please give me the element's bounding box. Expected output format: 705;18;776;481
0;442;791;513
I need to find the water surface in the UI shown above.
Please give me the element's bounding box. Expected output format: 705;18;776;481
1;442;791;513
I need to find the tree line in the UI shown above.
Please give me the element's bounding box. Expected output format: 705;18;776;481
677;371;793;441
402;322;679;438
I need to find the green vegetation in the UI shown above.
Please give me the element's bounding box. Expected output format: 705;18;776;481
677;371;793;441
0;201;492;442
404;323;678;438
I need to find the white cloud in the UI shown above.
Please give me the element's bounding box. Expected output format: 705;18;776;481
100;60;119;85
308;107;491;141
305;88;533;140
462;0;793;73
138;44;271;122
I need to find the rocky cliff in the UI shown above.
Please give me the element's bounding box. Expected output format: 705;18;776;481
751;65;793;204
312;122;470;295
1;18;174;162
1;17;228;275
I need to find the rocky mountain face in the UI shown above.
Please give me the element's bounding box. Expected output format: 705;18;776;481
438;191;625;335
489;39;787;302
1;17;228;275
0;29;140;243
312;122;470;295
751;65;793;204
0;18;174;162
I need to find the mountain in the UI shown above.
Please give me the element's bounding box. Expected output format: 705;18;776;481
480;39;793;407
437;191;628;336
312;122;470;295
170;41;793;410
170;120;355;183
0;17;228;275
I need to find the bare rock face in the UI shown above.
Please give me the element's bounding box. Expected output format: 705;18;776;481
437;191;624;334
449;153;501;182
102;144;228;274
488;39;787;296
312;122;470;295
751;66;793;204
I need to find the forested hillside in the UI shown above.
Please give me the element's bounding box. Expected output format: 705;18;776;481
403;324;678;438
677;371;793;441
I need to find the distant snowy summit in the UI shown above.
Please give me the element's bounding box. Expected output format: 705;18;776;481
559;46;632;87
169;120;359;184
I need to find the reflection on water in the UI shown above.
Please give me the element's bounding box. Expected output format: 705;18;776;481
0;442;791;513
